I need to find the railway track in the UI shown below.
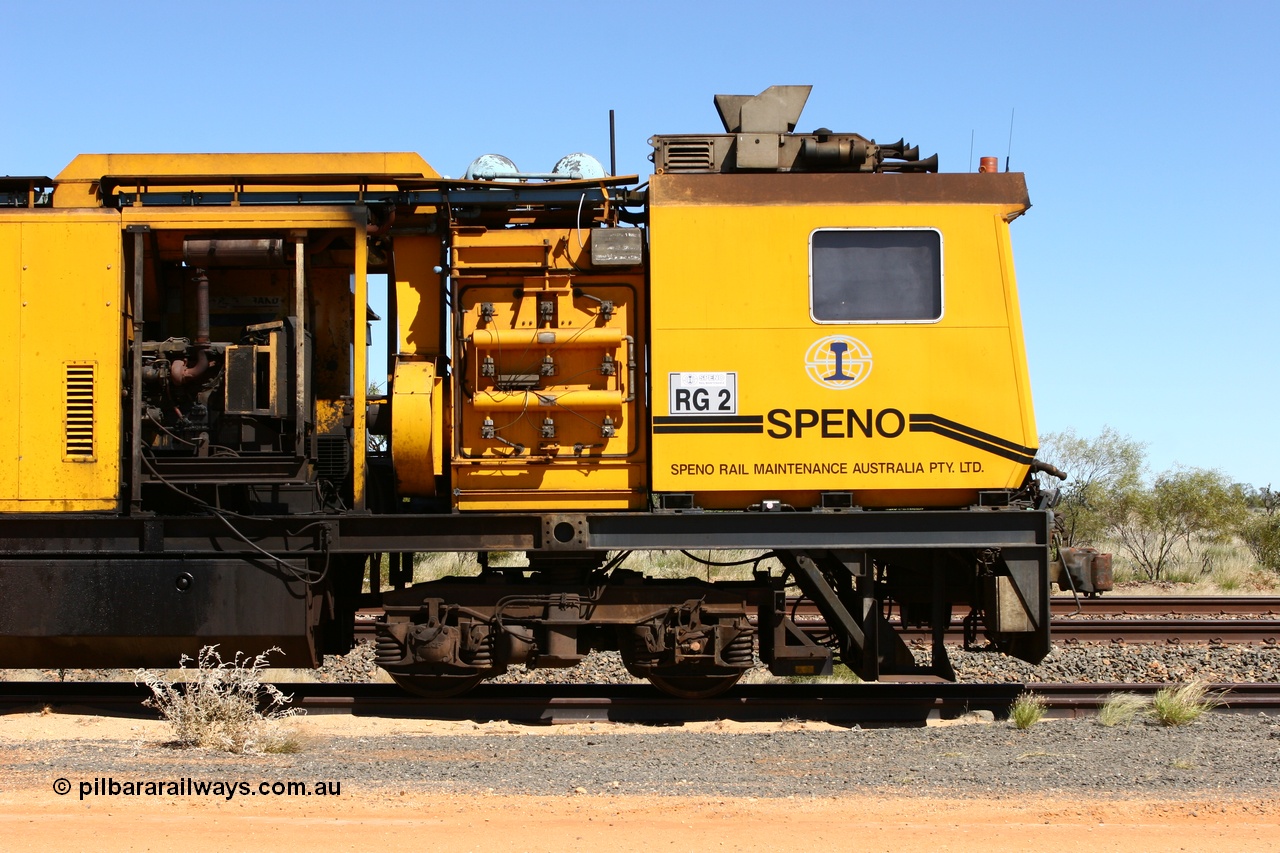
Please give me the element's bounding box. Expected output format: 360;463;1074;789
9;597;1273;726
3;680;1278;724
924;595;1280;644
1050;596;1280;616
1036;620;1280;645
355;596;1280;646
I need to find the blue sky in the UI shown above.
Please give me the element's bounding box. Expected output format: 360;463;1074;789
6;1;1277;487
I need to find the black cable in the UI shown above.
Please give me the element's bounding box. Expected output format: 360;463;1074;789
139;452;330;584
209;512;322;584
140;451;325;529
144;412;203;448
678;549;778;568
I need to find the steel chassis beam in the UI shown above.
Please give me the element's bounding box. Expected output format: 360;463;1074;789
0;509;1050;558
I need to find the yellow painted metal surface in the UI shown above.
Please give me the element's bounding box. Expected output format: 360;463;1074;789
120;206;368;229
451;225;594;272
55;153;437;208
469;328;624;348
309;265;356;431
391;358;438;496
648;176;1036;509
0;210;122;511
353;225;369;511
452;469;646;511
1;145;1039;518
994;220;1039;452
392;234;445;358
469;390;626;412
0;223;20;502
3;153;424;516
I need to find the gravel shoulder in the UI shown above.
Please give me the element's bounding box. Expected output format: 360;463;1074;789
5;711;1278;798
1;710;1279;851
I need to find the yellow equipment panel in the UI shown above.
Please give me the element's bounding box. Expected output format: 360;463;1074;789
648;173;1036;509
0;210;122;511
448;226;646;510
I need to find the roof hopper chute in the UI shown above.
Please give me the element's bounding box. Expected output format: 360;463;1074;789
714;85;812;134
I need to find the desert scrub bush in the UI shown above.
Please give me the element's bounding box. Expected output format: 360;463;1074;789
136;645;300;753
1009;691;1047;729
626;549;779;582
1148;681;1220;726
788;663;861;684
1241;511;1280;572
1097;692;1148;727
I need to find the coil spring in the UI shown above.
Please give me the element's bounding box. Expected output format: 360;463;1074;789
722;628;755;667
467;627;495;667
373;628;406;666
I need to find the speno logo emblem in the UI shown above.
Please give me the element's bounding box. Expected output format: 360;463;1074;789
805;335;872;390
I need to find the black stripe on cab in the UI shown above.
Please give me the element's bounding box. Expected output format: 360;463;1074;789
908;415;1036;464
908;413;1035;456
653;415;763;425
654;424;764;435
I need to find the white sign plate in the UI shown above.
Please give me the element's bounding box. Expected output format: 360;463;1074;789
668;372;737;415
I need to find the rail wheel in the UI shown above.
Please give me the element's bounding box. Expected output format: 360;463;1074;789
387;670;485;698
646;667;743;699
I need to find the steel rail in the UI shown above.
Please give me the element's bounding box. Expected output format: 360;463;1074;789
3;681;1277;725
1049;596;1280;616
1041;619;1280;645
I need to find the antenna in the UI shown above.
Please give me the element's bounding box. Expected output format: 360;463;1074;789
1005;108;1016;172
609;109;617;176
968;129;974;173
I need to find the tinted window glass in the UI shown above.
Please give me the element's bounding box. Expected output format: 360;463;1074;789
811;229;942;322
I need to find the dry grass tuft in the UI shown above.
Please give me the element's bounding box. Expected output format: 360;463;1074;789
1097;692;1148;727
260;728;307;754
1101;536;1279;594
1009;691;1047;730
1148;681;1220;726
135;645;301;754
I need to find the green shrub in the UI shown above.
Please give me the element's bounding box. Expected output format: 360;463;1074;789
788;663;860;684
1241;512;1280;572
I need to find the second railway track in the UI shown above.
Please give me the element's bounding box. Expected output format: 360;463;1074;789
355;596;1280;646
1049;595;1280;616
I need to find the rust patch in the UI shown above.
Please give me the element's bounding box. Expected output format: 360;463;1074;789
651;172;1030;209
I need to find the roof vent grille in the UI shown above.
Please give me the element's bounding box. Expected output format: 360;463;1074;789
663;140;714;172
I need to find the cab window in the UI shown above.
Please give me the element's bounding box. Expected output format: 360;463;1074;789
810;229;942;323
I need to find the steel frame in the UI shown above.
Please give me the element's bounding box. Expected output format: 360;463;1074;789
0;508;1051;558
